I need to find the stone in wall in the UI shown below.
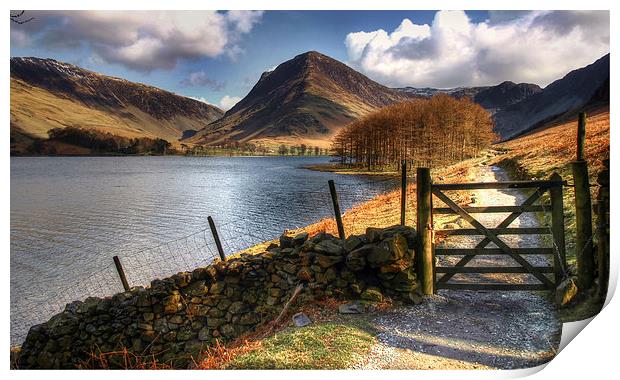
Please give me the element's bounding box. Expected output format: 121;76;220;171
16;225;421;369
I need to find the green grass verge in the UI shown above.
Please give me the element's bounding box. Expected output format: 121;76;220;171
225;322;375;369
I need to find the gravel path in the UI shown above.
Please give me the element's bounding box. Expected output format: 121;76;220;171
352;165;562;370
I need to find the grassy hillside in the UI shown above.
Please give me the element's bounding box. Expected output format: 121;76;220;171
11;78;213;145
492;108;609;264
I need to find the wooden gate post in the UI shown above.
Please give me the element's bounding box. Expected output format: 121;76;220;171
549;173;567;285
596;159;610;300
416;167;435;295
400;160;407;226
328;180;346;240
572;112;594;290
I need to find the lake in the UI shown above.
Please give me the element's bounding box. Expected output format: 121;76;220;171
10;156;398;345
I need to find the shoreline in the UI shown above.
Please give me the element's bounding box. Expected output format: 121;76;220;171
10;154;334;159
301;163;400;177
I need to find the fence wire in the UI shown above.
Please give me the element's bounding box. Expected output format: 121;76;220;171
10;177;401;346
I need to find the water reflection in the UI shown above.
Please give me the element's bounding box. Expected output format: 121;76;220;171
10;156;398;344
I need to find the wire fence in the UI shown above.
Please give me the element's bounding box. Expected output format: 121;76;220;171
11;176;403;346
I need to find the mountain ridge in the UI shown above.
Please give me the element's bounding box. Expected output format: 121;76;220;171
10;52;609;150
492;53;610;139
10;57;224;143
187;51;414;147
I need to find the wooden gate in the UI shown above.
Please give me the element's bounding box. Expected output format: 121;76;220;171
416;168;567;294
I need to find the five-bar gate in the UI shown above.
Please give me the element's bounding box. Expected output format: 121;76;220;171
416;168;567;294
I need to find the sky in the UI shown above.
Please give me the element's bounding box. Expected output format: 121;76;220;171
10;10;610;110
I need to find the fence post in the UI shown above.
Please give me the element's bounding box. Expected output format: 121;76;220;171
400;160;407;225
416;167;434;295
113;255;130;292
207;216;226;261
572;112;594;290
549;173;566;285
328;180;346;240
596;159;610;300
577;112;586;161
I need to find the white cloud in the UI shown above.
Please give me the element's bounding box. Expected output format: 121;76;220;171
187;96;217;106
186;95;242;111
11;10;263;72
345;10;609;88
180;71;225;90
219;95;242;110
226;10;264;34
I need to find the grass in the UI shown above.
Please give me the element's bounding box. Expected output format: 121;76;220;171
224;322;375;369
10;78;205;148
298;157;481;238
231;156;482;259
491;108;610;266
76;347;174;369
192;298;385;370
302;163;400;176
492;109;609;321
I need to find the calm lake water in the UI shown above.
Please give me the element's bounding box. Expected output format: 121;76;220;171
10;156;398;344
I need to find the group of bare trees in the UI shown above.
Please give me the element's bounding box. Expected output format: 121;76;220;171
277;144;327;156
331;94;497;170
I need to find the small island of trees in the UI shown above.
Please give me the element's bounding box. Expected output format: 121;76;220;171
331;94;497;170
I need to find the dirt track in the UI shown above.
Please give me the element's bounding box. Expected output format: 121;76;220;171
352;165;562;370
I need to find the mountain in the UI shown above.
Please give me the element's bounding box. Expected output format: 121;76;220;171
396;81;542;114
10;57;224;143
396;86;485;98
493;54;610;139
472;82;542;113
187;51;413;147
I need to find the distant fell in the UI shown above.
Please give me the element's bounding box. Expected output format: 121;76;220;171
187;51;413;148
397;81;542;114
10;57;224;143
493;53;610;139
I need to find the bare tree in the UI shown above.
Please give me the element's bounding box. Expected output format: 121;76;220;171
331;94;497;171
11;10;34;24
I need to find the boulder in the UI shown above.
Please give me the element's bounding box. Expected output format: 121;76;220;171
367;235;408;267
300;250;316;266
380;269;417;292
292;232;309;246
185;281;208;296
344;236;363;252
297;267;313;281
280;232;309;248
315;267;337;283
350;281;364;295
378;259;410;274
315;254;344;268
556;277;579;306
338;301;365;314
314;239;345;256
162;293;181;314
406;290;424;305
229;301;249;314
239;313;260;325
346;246;370;271
292;312;312;327
207;318;225;328
361;287;384;303
366;246;392;268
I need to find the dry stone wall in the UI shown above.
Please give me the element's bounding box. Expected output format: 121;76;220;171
17;225;421;369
